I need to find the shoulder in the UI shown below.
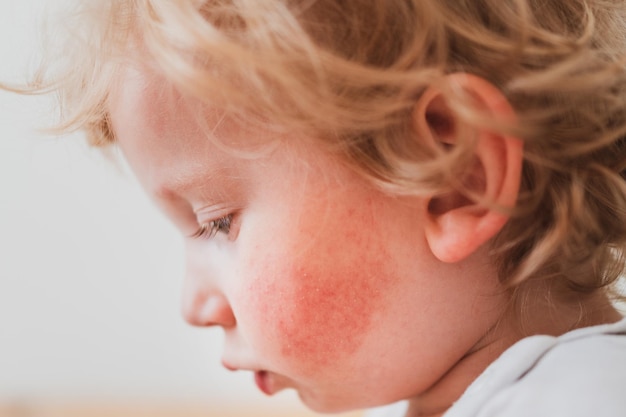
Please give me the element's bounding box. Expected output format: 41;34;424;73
447;318;626;417
491;328;626;417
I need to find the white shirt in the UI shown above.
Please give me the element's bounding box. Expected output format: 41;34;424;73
365;318;626;417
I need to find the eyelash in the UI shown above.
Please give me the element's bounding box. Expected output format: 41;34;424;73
190;214;233;240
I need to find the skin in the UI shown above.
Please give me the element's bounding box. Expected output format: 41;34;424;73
108;65;621;416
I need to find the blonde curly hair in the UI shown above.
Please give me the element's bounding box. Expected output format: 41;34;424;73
15;0;626;306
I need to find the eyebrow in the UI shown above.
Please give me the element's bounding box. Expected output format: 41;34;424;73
153;165;236;204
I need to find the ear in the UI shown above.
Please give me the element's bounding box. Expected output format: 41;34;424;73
417;73;523;263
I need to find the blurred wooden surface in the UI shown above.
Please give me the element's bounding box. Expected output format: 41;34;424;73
0;404;365;417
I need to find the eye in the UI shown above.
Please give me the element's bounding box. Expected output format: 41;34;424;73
190;214;233;240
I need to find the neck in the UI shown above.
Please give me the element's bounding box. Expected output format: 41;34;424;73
404;287;622;417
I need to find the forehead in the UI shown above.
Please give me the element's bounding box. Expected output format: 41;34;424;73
107;65;269;199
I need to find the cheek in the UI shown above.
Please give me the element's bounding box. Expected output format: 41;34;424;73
241;228;396;374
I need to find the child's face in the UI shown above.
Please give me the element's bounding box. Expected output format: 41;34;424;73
110;67;507;412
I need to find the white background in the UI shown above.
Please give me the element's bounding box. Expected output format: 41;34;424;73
0;0;307;411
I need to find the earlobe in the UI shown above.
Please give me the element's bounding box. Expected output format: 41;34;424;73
417;74;523;263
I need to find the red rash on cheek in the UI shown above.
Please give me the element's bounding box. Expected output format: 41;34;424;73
242;207;396;374
280;265;386;369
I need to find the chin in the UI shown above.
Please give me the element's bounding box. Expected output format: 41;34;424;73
297;390;363;414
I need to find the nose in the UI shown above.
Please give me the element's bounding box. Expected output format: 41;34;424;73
181;288;236;328
181;248;236;328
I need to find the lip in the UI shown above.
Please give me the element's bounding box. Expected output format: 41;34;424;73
222;361;282;396
254;370;274;396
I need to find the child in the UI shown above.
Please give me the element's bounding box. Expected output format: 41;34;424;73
8;0;626;416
